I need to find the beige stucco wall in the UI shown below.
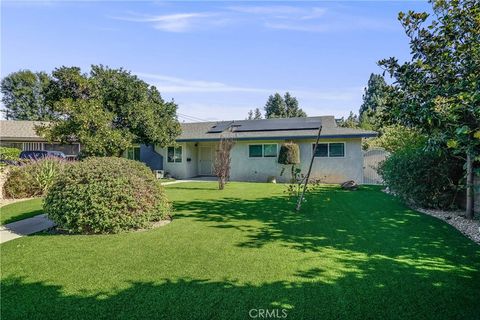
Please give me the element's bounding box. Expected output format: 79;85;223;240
228;138;363;183
158;138;364;183
155;142;198;179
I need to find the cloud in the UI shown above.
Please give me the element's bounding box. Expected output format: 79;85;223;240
136;72;360;101
136;72;270;93
112;12;224;32
228;5;327;20
112;4;393;33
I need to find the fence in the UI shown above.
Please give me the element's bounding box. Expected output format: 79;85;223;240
363;148;389;185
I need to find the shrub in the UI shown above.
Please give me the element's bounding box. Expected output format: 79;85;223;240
363;125;426;152
0;147;21;161
378;146;463;209
278;143;300;165
44;157;171;234
3;158;65;199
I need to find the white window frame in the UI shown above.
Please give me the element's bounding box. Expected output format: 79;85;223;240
312;142;346;158
248;143;278;159
167;146;183;163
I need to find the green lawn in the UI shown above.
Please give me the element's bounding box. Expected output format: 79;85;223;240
0;198;43;225
1;182;479;319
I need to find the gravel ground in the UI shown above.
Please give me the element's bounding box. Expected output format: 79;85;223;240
413;207;480;245
382;189;479;245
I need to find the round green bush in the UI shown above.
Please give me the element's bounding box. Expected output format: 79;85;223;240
278;142;300;165
378;146;463;209
3;158;65;199
44;157;171;234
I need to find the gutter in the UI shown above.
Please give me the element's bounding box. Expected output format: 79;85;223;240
176;133;378;142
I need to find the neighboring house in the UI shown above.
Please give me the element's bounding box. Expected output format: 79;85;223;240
0;120;81;159
0;120;163;166
155;116;376;183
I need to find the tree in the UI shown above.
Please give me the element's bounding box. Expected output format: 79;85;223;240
264;93;287;118
263;92;307;118
214;135;235;190
284;92;307;118
359;73;389;129
254;108;262;119
248;108;263;120
337;111;359;128
1;70;54;120
38;65;181;157
379;0;480;218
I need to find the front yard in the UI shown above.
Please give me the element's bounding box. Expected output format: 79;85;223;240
1;182;479;319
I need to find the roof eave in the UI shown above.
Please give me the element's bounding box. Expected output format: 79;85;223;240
176;133;377;142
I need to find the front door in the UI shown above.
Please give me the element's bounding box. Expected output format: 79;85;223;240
199;146;213;175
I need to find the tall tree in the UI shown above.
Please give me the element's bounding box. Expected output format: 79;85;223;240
1;70;53;120
284;92;307;118
379;0;480;218
247;110;254;120
38;65;181;157
264;93;287;118
264;92;307;118
359;73;389;129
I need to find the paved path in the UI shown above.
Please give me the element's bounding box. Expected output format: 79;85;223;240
0;214;55;244
161;177;217;186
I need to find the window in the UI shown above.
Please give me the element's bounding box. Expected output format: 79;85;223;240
249;145;263;157
126;146;141;161
313;143;328;157
263;144;278;157
329;143;345;157
313;142;345;158
249;144;278;158
167;146;182;163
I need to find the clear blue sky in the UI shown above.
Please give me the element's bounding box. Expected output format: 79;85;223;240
1;1;432;122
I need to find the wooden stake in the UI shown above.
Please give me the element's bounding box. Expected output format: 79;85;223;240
296;125;322;211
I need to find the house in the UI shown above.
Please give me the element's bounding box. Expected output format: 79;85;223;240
0;116;377;184
0;120;81;159
154;116;376;183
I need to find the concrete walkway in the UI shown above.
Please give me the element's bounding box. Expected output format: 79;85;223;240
0;214;55;244
161;177;217;186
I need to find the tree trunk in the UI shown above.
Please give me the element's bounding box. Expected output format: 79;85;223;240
465;151;474;219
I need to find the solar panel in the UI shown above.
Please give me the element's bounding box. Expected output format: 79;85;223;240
207;121;233;133
207;118;321;134
231;118;321;132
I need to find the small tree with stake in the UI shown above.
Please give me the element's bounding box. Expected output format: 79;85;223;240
278;142;301;183
214;134;236;190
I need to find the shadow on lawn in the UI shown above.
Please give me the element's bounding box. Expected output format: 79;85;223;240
173;186;480;262
2;186;480;319
3;263;480;320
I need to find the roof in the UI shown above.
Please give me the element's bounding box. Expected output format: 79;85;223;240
178;116;377;142
0;116;377;143
0;120;48;141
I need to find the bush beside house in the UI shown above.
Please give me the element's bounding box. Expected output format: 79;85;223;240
378;146;464;209
3;158;65;199
44;157;171;234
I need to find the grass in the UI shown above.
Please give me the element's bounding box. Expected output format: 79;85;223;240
0;198;43;225
1;182;479;320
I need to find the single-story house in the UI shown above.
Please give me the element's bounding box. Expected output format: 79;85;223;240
154;116;376;183
0;116;377;184
0;120;81;159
